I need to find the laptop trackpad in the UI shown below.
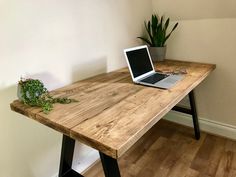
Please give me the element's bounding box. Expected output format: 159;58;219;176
154;75;183;88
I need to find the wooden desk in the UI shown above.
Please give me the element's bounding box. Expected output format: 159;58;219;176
10;60;215;177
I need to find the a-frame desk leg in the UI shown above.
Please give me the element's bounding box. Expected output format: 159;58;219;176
189;90;200;140
59;135;83;177
99;152;121;177
58;135;122;177
172;90;200;140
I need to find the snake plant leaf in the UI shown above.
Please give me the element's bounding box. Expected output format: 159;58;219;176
144;21;154;44
161;29;166;46
164;18;170;30
160;15;164;28
164;22;178;44
137;37;152;46
156;22;163;46
138;14;178;47
147;21;151;33
151;15;158;36
161;18;169;46
151;15;157;27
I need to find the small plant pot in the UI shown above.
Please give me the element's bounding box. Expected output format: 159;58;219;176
148;46;167;62
17;84;23;101
17;84;40;102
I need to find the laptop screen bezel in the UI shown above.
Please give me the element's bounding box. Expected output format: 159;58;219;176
124;45;155;82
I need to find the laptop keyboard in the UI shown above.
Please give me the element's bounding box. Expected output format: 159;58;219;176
140;73;168;84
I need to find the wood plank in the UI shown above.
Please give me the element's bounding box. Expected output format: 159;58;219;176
84;120;236;177
191;134;227;176
229;152;236;177
10;72;134;135
71;61;215;158
37;79;142;135
205;136;226;176
215;151;234;177
184;168;199;177
10;60;216;158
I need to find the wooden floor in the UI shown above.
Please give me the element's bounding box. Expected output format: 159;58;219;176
84;119;236;177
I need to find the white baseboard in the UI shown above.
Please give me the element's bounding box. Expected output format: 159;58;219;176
72;142;99;173
164;111;236;140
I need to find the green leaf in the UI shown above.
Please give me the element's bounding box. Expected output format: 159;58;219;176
137;37;152;46
139;14;178;47
164;22;178;44
160;15;164;28
144;21;154;44
151;15;158;36
18;78;78;114
164;18;170;30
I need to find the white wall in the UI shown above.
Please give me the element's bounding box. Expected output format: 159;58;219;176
152;0;236;20
0;0;152;177
152;0;236;126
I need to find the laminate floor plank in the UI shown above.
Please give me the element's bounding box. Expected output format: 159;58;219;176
84;120;236;177
184;168;199;177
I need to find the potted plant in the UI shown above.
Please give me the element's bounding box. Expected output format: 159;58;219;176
138;14;178;61
17;78;77;114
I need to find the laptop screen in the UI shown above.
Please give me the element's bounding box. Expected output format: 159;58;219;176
126;48;153;78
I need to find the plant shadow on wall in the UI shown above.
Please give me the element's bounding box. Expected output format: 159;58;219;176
17;57;108;114
1;57;108;177
138;14;178;62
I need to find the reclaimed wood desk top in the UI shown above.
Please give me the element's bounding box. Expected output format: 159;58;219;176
10;60;215;159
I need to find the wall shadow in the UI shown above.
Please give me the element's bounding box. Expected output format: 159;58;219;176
0;84;61;177
71;56;108;82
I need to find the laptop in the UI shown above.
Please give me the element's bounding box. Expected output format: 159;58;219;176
124;45;183;89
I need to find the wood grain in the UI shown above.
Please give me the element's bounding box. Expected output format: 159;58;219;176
84;120;236;177
10;60;216;158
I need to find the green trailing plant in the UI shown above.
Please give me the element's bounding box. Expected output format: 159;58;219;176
18;78;78;114
138;14;178;47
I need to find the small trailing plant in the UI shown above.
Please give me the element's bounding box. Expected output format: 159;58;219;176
138;14;178;47
18;78;77;114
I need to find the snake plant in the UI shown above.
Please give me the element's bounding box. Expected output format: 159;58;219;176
138;14;178;47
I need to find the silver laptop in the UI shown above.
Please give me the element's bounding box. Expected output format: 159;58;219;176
124;45;183;89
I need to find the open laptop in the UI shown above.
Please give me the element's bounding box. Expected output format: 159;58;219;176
124;45;183;89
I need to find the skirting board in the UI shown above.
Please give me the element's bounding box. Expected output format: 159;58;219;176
164;110;236;141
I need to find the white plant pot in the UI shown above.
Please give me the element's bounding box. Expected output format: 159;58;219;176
148;46;167;62
17;84;23;101
17;84;39;101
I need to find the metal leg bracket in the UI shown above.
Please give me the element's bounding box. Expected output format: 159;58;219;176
172;90;200;140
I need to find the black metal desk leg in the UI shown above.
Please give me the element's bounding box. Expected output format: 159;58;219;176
99;152;121;177
189;90;200;140
59;135;84;177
